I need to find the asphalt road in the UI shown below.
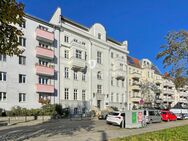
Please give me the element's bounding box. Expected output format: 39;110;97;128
0;119;188;141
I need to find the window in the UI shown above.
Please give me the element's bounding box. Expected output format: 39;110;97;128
111;52;114;58
82;90;86;101
82;73;86;81
19;20;26;28
98;33;101;39
19;74;26;83
73;71;78;80
64;35;69;43
84;52;87;60
73;39;78;42
111;77;114;86
39;60;48;66
82;42;86;45
39;77;48;84
38;25;48;31
0;92;6;101
19;37;26;47
19;93;26;102
39;42;49;49
19;56;26;65
111;93;113;102
122;81;124;87
116;93;119;102
74;89;78;100
64;67;69;78
64;50;69;59
97;71;102;80
64;88;69;100
97;51;102;64
76;49;82;59
97;85;102;94
0;55;6;62
0;72;6;81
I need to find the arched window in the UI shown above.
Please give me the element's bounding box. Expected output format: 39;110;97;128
97;71;102;80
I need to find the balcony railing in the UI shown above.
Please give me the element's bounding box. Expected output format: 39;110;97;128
113;68;126;80
35;64;54;76
36;47;54;59
36;84;54;93
131;97;141;102
36;28;54;43
131;72;141;79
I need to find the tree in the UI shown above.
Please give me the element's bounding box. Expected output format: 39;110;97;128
156;31;188;88
0;0;25;56
140;81;161;108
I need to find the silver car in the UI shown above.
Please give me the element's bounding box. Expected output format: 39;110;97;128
144;109;162;124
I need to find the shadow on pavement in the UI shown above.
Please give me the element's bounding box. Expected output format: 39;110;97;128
0;118;96;141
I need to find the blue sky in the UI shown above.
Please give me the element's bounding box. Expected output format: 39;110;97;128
17;0;188;74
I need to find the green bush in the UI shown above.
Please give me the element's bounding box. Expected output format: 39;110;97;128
6;104;64;117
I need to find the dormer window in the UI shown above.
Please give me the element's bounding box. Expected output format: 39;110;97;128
73;39;78;42
38;25;48;31
98;33;101;39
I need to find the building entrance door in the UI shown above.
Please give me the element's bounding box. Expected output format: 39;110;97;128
97;100;101;109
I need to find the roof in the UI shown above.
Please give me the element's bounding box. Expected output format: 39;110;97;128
61;16;123;46
127;56;141;68
151;65;161;75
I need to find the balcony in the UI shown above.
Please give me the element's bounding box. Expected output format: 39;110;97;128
163;89;175;95
69;57;86;71
131;72;141;79
131;97;141;102
113;68;126;80
35;64;54;76
36;84;54;93
179;91;188;97
163;97;175;102
36;28;54;43
155;99;163;103
36;47;54;59
179;99;188;104
132;85;141;90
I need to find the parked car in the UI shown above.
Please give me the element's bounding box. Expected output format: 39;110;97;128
144;109;162;124
106;111;125;126
160;110;177;121
98;111;109;120
170;108;188;120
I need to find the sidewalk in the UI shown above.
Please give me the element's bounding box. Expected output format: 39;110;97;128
31;120;188;141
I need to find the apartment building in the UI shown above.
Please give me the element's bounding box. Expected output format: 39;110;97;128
50;8;129;113
127;56;179;110
0;14;60;110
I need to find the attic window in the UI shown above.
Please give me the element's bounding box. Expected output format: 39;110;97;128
98;33;101;39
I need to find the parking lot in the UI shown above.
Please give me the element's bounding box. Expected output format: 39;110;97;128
0;118;188;141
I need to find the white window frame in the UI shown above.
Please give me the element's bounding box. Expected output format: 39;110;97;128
0;72;6;81
76;49;82;59
0;55;6;62
74;89;78;100
97;51;102;64
97;85;102;94
82;90;86;101
64;50;69;59
73;71;78;80
65;67;69;79
19;56;26;65
0;92;6;101
64;88;69;100
19;93;26;102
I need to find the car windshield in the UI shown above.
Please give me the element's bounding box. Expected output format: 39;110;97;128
161;112;167;114
109;112;119;116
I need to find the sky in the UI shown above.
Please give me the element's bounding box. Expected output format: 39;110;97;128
17;0;188;74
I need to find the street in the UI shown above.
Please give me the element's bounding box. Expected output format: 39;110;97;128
0;119;188;141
